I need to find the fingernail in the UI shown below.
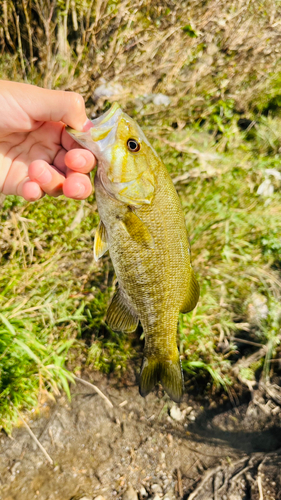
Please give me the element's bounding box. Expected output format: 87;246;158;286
74;183;86;197
82;119;93;132
36;167;52;184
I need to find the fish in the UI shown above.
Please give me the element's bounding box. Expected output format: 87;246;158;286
66;103;199;402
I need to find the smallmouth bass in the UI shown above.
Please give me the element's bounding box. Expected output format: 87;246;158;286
67;103;199;402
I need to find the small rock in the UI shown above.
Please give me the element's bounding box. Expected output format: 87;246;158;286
122;485;138;500
92;78;123;101
94;496;106;500
152;495;162;500
151;484;162;494
257;178;274;197
206;43;219;56
265;168;281;181
152;93;171;106
170;404;184;422
139;486;148;497
140;93;171;107
188;411;196;421
163;490;176;500
72;496;92;500
248;293;268;324
10;461;21;475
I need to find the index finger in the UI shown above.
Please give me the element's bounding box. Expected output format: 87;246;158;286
64;148;97;174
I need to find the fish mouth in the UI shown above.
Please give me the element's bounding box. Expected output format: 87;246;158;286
65;103;122;156
91;102;121;127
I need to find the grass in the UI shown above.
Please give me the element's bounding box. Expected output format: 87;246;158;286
0;0;281;429
0;310;75;433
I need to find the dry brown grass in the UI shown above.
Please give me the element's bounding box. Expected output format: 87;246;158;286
1;0;281;116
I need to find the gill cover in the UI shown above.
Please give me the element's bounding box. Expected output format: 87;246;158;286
66;103;156;206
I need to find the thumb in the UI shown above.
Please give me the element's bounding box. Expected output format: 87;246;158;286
8;82;88;130
30;86;88;130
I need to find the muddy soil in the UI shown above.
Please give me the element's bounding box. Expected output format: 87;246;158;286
0;372;281;500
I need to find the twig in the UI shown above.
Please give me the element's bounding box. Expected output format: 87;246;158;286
38;407;58;441
22;0;33;70
16;410;53;465
187;464;223;500
231;337;264;348
177;468;183;497
11;213;26;269
187;457;250;500
256;449;269;500
119;400;128;407
184;458;200;475
71;0;78;31
15;14;26;79
260;382;281;405
257;455;267;500
257;474;263;500
74;376;113;408
3;0;15;50
232;347;267;377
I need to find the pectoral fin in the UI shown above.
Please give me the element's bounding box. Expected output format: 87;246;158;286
121;211;154;249
181;269;200;313
106;285;139;333
94;221;109;261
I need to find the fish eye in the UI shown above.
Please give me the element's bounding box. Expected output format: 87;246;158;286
127;138;140;152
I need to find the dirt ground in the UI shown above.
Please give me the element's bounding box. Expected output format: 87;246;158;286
0;371;281;500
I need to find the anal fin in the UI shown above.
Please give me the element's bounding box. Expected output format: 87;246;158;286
94;221;109;261
181;269;200;313
106;286;139;333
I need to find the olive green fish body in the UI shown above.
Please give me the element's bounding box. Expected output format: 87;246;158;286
95;161;190;346
67;104;199;402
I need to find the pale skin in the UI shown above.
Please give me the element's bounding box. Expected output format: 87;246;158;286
0;80;97;201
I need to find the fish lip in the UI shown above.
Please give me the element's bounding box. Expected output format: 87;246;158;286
91;102;121;126
65;126;101;157
65;103;122;157
89;103;123;144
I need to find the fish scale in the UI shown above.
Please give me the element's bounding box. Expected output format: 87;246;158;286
66;103;200;402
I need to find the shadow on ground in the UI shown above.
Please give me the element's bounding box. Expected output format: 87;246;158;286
1;374;281;500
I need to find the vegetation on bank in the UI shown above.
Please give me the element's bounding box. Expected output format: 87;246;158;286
0;0;281;430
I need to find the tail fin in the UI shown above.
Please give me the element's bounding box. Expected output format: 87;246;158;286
140;355;183;403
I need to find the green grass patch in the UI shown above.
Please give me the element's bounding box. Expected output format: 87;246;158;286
1;0;281;429
1;111;280;432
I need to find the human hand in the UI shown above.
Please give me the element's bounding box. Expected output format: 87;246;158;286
0;80;96;201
